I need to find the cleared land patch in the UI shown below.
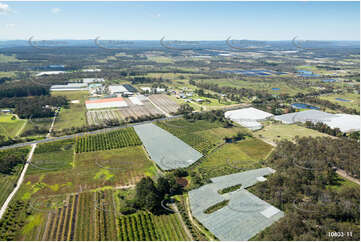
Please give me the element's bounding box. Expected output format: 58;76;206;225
0;114;26;138
52;91;88;130
255;122;331;144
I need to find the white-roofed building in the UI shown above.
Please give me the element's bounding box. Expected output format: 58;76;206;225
108;85;128;94
274;110;360;133
82;78;105;84
50;83;88;91
36;71;65;77
225;107;274;130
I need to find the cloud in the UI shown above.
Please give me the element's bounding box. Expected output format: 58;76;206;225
0;3;11;15
51;8;61;14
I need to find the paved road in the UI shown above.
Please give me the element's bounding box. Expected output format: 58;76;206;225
0;143;37;219
0;115;182;151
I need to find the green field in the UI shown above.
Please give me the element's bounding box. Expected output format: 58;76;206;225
319;92;360;112
0;54;22;63
20;117;52;137
52;91;88;130
255;122;331;145
0;114;27;138
27;140;74;175
195;137;273;179
75;127;142;153
22;145;155;197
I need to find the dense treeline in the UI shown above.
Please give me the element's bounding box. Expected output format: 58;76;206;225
301;96;359;114
190;80;275;102
0;96;67;118
0;83;49;98
0;135;37;148
126;172;186;213
184;109;233;127
129;76;170;85
0;148;28;174
251;137;360;240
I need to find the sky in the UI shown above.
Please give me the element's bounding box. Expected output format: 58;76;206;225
0;1;360;41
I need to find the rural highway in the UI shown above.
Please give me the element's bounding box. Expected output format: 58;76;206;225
0;115;182;151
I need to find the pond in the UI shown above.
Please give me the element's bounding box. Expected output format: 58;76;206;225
272;88;280;90
292;103;320;110
335;98;351;102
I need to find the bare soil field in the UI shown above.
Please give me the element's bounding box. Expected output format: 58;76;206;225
148;94;180;114
86;99;163;126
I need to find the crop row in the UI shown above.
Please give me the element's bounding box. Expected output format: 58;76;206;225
118;211;190;241
95;190;118;241
0;200;29;241
42;194;79;241
75;127;142;153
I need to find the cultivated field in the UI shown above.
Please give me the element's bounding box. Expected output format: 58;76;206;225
87;100;163;126
156;119;250;155
148;94;180;114
18;188;190;241
22;145;155;197
75;127;142;153
195;137;273;179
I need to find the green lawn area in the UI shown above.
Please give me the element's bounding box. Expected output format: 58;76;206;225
21;117;52;137
327;175;360;192
319;92;360;112
22;145;155;197
195;137;273;179
52;91;88;130
27;139;74;175
0;54;22;63
255;122;331;145
0;114;27;138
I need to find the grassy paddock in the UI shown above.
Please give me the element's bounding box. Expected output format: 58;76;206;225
52;91;88;130
255;122;331;144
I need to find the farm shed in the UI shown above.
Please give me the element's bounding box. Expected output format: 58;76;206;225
224;107;274;130
274;110;360;133
82;78;105;84
50;83;88;91
36;71;65;76
85;97;128;109
189;168;284;241
134;123;203;170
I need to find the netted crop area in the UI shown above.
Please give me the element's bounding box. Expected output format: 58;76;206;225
189;168;284;241
134;123;203;170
